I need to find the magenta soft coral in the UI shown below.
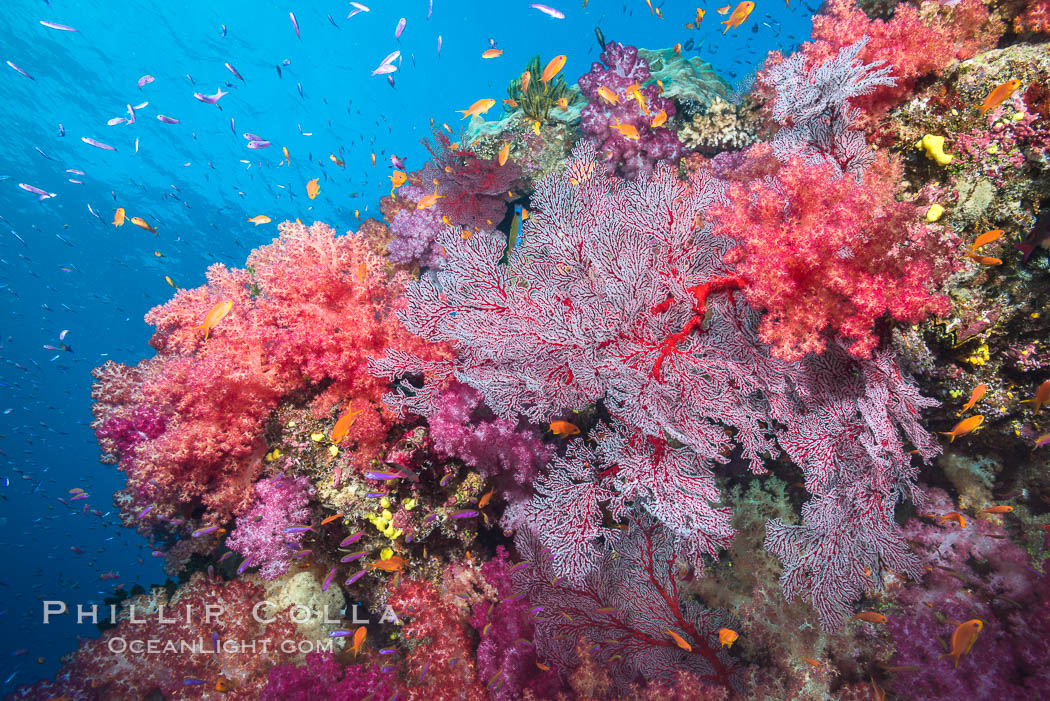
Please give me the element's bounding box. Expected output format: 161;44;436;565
226;475;313;580
428;381;553;500
709;154;953;361
578;41;683;179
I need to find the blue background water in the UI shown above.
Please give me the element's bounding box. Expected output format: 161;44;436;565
0;0;815;689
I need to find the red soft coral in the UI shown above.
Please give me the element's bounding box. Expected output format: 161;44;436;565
778;0;1002;125
709;155;954;361
92;221;449;532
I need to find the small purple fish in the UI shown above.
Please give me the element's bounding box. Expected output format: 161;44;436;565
450;509;479;519
379;648;397;655
81;136;115;151
106;117;126;126
437;35;442;58
322;567;336;592
224;62;244;82
243;132;264;141
345;570;367;586
230;117;236;134
236;555;255;575
329;630;353;638
428;0;433;19
283;525;312;534
246;140;270;149
1036;433;1050;449
126;104;136;123
137;74;155;88
6;61;34;80
40;20;77;31
156;115;179;124
18;183;56;200
372;63;397;77
192;525;219;538
340;551;366;563
193;88;228;103
348;2;370;19
290;11;300;37
134;138;139;153
136;504;155;520
183;679;205;686
395;17;406;39
365;471;402;481
292;549;313;560
339;533;364;547
218;552;233;563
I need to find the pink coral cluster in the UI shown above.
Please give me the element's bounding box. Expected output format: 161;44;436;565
19;574;302;699
710;154;953;360
226;475;313;580
428;381;553;499
578;42;683;178
91;221;447;531
764;0;1002;126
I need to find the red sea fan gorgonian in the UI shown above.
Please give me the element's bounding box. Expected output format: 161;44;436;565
373;142;941;629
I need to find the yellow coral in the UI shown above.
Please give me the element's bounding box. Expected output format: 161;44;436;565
328;445;339;457
380;547;393;560
310;432;324;442
965;343;990;367
916;134;953;165
379;497;391;509
926;204;945;222
403;498;418;511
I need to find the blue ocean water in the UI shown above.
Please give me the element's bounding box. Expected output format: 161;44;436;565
0;0;815;689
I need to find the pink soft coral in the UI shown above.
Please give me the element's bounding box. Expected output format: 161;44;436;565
770;0;1002;125
226;475;313;580
91;221;449;531
709;154;953;361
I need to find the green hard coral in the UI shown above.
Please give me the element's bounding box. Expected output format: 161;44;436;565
507;54;573;123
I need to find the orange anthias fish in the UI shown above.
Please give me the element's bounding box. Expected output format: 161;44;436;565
198;300;233;340
960;384;988;413
549;420;581;438
716;4;731;13
541;55;567;85
520;70;531;94
248;215;271;226
457;98;496;119
352;626;367;657
977;505;1014;515
722;1;755;33
370;555;408;572
112;207;125;227
306;178;320;199
417;186;442;210
625;83;648;114
597;85;620;104
557;97;568;110
971;229;1004;252
283;146;290;163
370;152;376;167
941;619;983;667
130;216;156;233
696;8;706;23
536;661;551;672
482;48;503;59
390;169;407;195
650;109;667;128
940;414;984;442
329;154;345;167
610;120;640;140
1022;379;1050;412
979;79;1021;115
504;98;519;109
938;512;967;528
498;142;510;167
968;254;1002;266
718;628;738;648
331;401;364;444
478;488;495;509
215;677;236;692
666;629;692;652
320;512;344;525
802;657;823;667
853;612;889;624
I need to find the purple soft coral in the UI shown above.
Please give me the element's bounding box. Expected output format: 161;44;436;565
577;42;683;178
226;474;313;580
429;381;553;500
882;487;1050;698
386;183;448;268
